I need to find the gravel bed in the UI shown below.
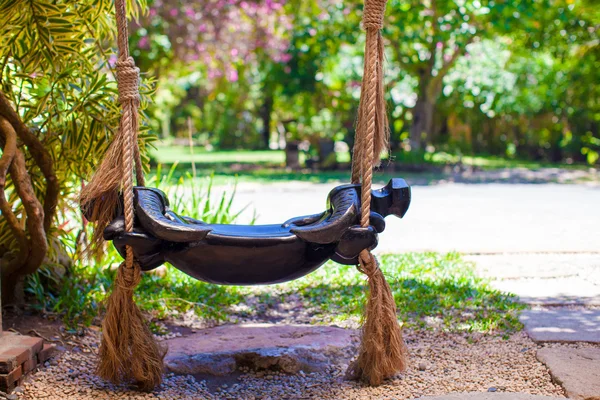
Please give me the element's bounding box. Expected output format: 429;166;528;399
10;329;565;400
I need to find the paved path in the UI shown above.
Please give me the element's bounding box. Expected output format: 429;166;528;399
229;182;600;254
466;253;600;306
464;253;600;399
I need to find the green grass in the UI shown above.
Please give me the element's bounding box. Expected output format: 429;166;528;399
150;147;286;165
148;166;431;186
31;251;524;334
152;145;587;171
395;150;588;171
148;145;592;186
148;145;437;185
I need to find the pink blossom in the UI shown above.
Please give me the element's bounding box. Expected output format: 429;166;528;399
227;69;239;82
185;8;195;18
149;8;157;17
169;8;178;17
108;54;117;67
231;48;239;57
138;36;150;49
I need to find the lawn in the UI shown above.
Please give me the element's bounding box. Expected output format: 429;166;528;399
29;251;523;335
148;145;590;186
151;146;287;165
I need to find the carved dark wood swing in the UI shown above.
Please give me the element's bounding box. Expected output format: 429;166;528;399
99;178;410;285
81;0;409;390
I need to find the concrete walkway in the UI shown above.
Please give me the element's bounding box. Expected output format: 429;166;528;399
230;182;600;254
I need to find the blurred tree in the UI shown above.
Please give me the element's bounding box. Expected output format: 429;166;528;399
129;0;292;148
386;0;572;150
127;0;365;156
440;0;598;162
0;0;151;303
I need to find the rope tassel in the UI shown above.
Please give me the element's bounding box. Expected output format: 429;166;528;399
347;0;408;385
97;261;165;391
347;252;407;385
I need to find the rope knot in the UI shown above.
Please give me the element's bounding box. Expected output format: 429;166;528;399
357;250;379;277
116;260;142;290
116;57;140;103
362;0;387;30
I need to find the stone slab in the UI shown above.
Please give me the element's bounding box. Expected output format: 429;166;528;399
418;393;564;400
165;324;357;376
492;277;600;306
520;308;600;343
537;347;600;400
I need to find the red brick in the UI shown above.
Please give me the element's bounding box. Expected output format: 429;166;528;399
0;355;17;375
4;346;30;366
38;343;58;363
14;336;43;354
22;354;37;373
0;346;29;374
0;365;22;392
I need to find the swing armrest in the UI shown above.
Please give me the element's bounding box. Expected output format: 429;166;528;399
371;178;411;218
290;187;359;244
282;212;326;228
135;187;212;243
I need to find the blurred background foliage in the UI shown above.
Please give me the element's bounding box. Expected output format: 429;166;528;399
0;0;598;309
128;0;598;164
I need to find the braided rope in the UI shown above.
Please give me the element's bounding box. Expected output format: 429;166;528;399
352;0;389;276
362;0;386;29
114;0;143;273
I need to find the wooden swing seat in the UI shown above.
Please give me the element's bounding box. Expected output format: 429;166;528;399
102;178;411;285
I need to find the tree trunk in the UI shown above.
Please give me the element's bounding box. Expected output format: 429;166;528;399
285;140;301;169
410;95;435;151
0;95;53;307
260;92;273;149
1;268;25;306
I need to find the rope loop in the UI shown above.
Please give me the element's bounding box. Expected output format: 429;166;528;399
362;0;387;30
115;260;142;290
116;57;140;104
